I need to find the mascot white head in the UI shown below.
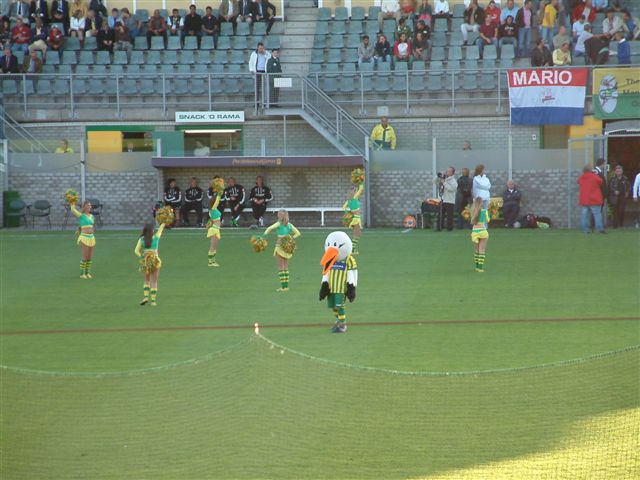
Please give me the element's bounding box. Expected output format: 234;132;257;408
320;231;353;275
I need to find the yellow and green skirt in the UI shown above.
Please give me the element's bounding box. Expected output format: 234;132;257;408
471;228;489;244
77;233;96;247
274;243;293;259
348;214;362;228
207;225;221;239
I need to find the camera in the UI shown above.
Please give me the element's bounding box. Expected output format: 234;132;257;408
437;172;445;179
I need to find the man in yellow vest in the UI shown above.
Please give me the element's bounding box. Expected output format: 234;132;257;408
370;117;397;150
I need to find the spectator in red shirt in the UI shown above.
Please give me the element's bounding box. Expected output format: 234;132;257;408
476;15;497;59
572;0;596;24
485;0;501;27
11;17;32;54
578;166;605;233
47;24;64;60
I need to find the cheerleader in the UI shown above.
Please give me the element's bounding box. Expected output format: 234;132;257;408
263;209;301;292
70;201;95;279
134;223;166;306
343;184;364;254
470;197;490;272
206;193;223;267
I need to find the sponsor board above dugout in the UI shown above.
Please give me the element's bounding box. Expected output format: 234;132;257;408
592;67;640;120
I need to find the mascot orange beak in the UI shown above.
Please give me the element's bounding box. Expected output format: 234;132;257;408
320;247;339;275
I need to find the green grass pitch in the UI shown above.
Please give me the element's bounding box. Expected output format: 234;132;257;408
1;227;639;479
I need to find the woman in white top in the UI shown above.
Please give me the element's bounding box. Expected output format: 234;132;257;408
472;163;491;208
70;10;86;43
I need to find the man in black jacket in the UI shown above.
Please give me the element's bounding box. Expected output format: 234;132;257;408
50;0;69;34
181;177;204;227
249;176;273;227
0;46;19;73
88;0;107;18
456;167;472;229
531;37;552;66
254;0;276;33
182;4;202;48
502;179;522;228
223;177;246;227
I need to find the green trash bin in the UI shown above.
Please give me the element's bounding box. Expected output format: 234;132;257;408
3;191;21;227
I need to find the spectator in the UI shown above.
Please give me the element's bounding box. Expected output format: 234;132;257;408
584;34;609;64
0;18;12;50
194;140;211;156
378;0;400;32
622;10;640;40
22;47;41;73
615;30;630;64
218;0;238;31
609;0;624;12
163;178;183;225
414;19;431;44
591;0;607;12
181;177;204;227
502;180;521;227
15;0;30;20
500;0;519;24
83;9;100;39
472;163;491;208
107;7;119;29
499;15;518;51
633;171;640;227
266;48;281;107
393;32;412;65
88;0;106;18
461;0;484;46
540;0;558;47
29;17;48;59
394;17;412;42
30;0;49;25
602;8;622;37
531;37;553;66
593;157;608;201
146;9;167;49
485;0;501;27
357;34;375;68
399;0;416;20
572;14;587;40
11;17;31;54
250;175;273;227
254;0;276;34
436;167;458;232
69;9;85;44
374;33;392;65
47;24;63;59
96;20;113;52
119;8;140;41
608;164;631;228
370;117;397;150
50;0;70;34
514;0;533;56
456;167;473;229
54;139;74;153
432;0;452;31
249;42;271;104
417;0;433;25
182;4;201;48
167;9;183;36
238;0;255;25
125;141;135;152
223;177;246;227
68;0;86;21
553;41;571;64
476;15;497;59
578;165;605;233
572;0;596;24
574;22;592;57
413;31;429;62
552;24;570;49
201;6;219;49
463;140;472;150
114;21;132;55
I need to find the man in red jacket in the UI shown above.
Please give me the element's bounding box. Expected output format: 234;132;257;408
578;166;605;233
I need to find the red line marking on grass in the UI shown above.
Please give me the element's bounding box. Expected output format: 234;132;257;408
1;316;639;336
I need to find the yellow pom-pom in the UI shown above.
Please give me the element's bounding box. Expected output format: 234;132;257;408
461;206;471;221
155;206;175;226
210;178;225;196
139;252;160;274
351;168;365;185
279;235;296;255
250;235;269;253
64;189;79;205
342;211;354;227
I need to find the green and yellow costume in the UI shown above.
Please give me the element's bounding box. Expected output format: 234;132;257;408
264;221;301;290
471;209;490;271
134;223;165;305
206;195;222;266
343;184;363;253
71;204;95;277
325;255;358;322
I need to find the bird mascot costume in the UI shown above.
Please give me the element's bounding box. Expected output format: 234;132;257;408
319;231;358;333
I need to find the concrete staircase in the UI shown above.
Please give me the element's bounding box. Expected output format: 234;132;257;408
280;0;318;75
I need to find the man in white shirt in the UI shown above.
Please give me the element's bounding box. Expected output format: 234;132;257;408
633;172;640;227
377;0;401;32
602;8;623;38
249;42;271;107
194;141;211;157
572;14;586;39
433;0;452;30
574;23;593;57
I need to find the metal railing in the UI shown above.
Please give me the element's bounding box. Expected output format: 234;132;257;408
1;106;52;153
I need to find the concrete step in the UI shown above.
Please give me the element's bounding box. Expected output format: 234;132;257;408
286;0;316;8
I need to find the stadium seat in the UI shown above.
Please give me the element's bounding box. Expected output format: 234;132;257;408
200;35;215;50
465;46;480;60
449;35;464;46
361;75;373;92
325;63;340;77
140;78;155;93
173;78;190;95
42;64;56;73
316;22;329;35
113;50;128;65
78;51;93;64
431;47;445;61
448;46;462;61
146;50;161;64
232;36;248;50
193;63;208;76
452;18;464;31
368;6;381;19
346;33;361;48
241;77;254;94
180;50;196;64
318;7;331;21
109;65;124;74
409;72;425;91
501;44;515;60
177;64;191;75
453;4;466;17
182;36;197;50
266;36;281;49
382;19;395;34
53;78;68;95
342;62;356;73
434;18;448;32
126;64;141;77
338;75;356;93
359;61;374;74
47;54;61;65
75;64;90;74
432;31;447;47
310;50;324;63
377;61;391;75
191;78;206;94
447;59;461;70
160;9;168;17
331;21;347;35
95;50;110;65
392;74;406;92
462;73;477;91
321;77;338;93
224;79;241;93
88;78;104;94
374;76;390;93
252;22;267;37
500;58;514;69
314;35;326;48
237;22;250;36
464;59;479;73
135;9;150;22
429;60;444;72
122;79;139;95
167;36;181;50
394;61;409;72
327;49;342;63
351;7;365;21
130;50;145;65
83;37;97;50
164;50;178;64
329;35;345;49
210;62;225;74
2;79;18;95
134;37;147;50
334;7;348;21
220;22;233;36
480;72;496;90
210;76;224;93
228;50;244;64
348;21;363;35
151;36;165;50
483;45;498;60
65;36;81;50
217;36;231;50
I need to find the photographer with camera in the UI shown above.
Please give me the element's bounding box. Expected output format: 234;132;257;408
435;167;458;231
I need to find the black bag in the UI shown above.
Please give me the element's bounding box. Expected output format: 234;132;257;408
537;216;552;227
521;214;538;228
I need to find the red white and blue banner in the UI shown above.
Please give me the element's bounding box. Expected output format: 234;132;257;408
507;68;588;125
